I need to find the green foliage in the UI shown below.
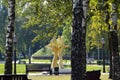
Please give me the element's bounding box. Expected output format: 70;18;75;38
15;0;72;42
1;0;120;56
89;0;98;10
62;18;72;55
86;0;120;53
0;6;7;53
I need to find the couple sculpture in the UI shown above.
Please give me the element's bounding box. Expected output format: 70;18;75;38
47;36;69;69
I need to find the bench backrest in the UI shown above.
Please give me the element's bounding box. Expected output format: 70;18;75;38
32;56;71;60
0;74;28;80
26;63;52;75
26;64;51;71
86;70;101;80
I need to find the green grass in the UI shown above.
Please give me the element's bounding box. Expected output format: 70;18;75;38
87;65;109;73
0;63;109;74
0;64;26;74
0;63;111;80
0;64;4;74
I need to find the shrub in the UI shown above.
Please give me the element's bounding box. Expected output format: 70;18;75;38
97;60;103;65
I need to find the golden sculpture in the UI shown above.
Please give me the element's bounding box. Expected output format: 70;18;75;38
47;36;69;69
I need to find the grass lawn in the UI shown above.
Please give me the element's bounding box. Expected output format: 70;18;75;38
0;64;26;74
87;65;109;73
0;63;109;74
0;63;111;80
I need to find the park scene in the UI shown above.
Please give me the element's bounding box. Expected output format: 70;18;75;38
0;0;120;80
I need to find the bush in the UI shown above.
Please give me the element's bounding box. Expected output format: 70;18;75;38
97;60;103;65
97;60;110;65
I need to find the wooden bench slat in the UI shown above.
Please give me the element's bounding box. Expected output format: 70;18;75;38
0;74;28;80
26;64;52;75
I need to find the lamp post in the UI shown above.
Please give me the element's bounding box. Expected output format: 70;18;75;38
101;37;106;73
13;34;17;74
98;39;100;60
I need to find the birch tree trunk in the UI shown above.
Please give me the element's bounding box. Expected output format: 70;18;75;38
4;0;15;74
71;0;87;79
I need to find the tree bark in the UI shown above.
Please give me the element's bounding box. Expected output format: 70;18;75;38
4;0;15;74
108;30;113;79
111;3;120;80
71;0;87;80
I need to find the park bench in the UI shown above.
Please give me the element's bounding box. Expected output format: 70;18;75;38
0;74;28;80
26;63;52;75
85;70;101;80
30;56;71;75
32;55;71;60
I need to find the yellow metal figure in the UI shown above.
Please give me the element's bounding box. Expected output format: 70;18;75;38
47;36;69;69
47;36;58;68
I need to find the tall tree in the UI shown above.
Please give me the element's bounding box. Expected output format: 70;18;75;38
4;0;15;74
71;0;86;79
104;1;113;78
111;1;120;79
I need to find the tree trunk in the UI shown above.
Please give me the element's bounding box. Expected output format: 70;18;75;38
104;2;113;78
71;0;87;80
111;3;120;80
4;0;15;74
111;30;120;80
109;30;113;79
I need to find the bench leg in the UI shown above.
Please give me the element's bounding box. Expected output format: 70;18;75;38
49;68;52;75
54;67;59;75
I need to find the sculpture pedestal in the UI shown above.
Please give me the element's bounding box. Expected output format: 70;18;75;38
52;68;71;74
